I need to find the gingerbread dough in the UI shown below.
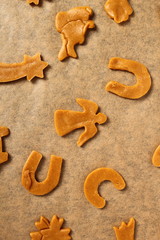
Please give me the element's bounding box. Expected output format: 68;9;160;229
30;215;71;240
152;145;160;167
0;53;48;82
0;127;10;164
104;0;133;23
55;7;95;61
84;167;126;208
106;57;151;99
54;98;107;147
27;0;40;5
22;151;62;195
114;218;135;240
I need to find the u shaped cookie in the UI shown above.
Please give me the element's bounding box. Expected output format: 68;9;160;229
106;57;151;99
22;151;63;195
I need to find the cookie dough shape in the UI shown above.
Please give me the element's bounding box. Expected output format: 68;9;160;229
152;145;160;167
55;7;95;61
104;0;133;23
0;127;10;164
30;215;71;240
114;218;135;240
22;151;62;195
105;57;151;99
54;98;107;147
0;53;48;82
84;167;126;208
27;0;40;4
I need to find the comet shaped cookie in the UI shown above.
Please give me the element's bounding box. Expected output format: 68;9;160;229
0;127;10;164
106;57;151;99
114;218;135;240
54;98;107;147
22;151;62;195
84;167;126;208
55;7;95;61
104;0;133;23
0;53;48;82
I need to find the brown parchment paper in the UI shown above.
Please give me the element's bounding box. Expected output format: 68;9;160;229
1;0;160;239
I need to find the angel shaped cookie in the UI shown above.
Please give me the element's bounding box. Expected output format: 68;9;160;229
54;99;107;146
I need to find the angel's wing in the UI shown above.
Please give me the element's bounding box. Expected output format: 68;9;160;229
76;98;98;113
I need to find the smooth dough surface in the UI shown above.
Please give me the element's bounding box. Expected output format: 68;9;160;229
84;167;126;208
106;57;151;99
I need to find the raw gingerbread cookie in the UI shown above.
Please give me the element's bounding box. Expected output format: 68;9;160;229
104;0;133;23
106;57;151;99
54;98;107;147
0;53;48;82
22;151;62;195
114;218;135;240
152;145;160;167
84;167;126;208
30;215;71;240
0;127;10;164
27;0;40;5
55;7;95;61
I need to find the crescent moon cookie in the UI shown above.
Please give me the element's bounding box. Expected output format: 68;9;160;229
84;167;126;208
106;57;151;99
55;7;95;61
104;0;133;23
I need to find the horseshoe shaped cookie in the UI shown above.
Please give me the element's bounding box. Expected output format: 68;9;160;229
84;167;126;208
105;57;151;99
114;218;135;240
22;151;63;195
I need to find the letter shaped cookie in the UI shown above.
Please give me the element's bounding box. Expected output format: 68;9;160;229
0;127;10;164
0;53;48;82
22;151;62;195
106;57;151;99
55;7;95;61
30;215;71;240
84;167;126;208
114;218;135;240
54;98;107;147
104;0;133;23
